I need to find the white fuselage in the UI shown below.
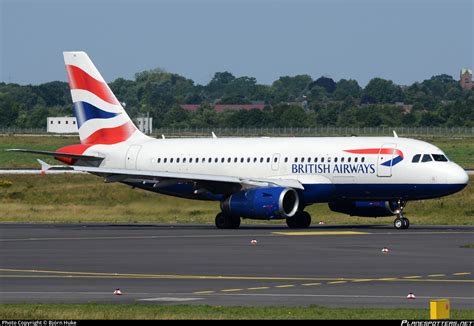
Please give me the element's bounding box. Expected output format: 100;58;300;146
83;136;468;203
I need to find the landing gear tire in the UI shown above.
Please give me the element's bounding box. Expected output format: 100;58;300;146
393;199;410;230
394;217;410;230
286;211;311;229
215;212;241;229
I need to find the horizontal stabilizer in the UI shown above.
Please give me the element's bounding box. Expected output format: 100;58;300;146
6;149;104;162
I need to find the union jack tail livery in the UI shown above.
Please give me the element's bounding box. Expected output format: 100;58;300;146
63;51;146;145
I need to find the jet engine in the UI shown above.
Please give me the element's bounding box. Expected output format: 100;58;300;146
328;200;399;217
221;187;299;219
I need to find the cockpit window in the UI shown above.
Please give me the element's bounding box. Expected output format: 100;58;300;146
421;154;433;162
412;154;421;163
432;154;448;162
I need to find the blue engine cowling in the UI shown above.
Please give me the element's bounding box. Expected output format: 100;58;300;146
328;200;399;217
221;187;299;220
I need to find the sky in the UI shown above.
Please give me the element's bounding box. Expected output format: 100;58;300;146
0;0;472;86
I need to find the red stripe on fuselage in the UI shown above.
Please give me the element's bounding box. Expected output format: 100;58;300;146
344;148;404;158
66;65;120;105
82;121;136;145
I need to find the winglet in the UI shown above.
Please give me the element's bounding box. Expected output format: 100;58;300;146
212;132;217;138
162;134;166;139
393;130;398;138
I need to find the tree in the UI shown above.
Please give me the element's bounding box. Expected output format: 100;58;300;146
333;79;361;100
362;78;404;104
270;75;313;103
311;76;336;93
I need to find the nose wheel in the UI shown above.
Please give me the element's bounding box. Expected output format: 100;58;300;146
394;217;410;229
393;200;410;230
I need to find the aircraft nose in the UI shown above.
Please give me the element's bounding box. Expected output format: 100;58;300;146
447;164;469;185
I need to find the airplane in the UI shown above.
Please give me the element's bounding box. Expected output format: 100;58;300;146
9;51;469;230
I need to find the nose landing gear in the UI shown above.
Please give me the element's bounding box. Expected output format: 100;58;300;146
393;200;410;230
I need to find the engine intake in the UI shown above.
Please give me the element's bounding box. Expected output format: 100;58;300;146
221;187;299;219
328;200;398;217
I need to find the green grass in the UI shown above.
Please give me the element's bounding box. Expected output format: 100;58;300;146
0;135;473;168
461;244;474;249
0;304;473;320
0;135;77;168
428;137;474;169
0;174;472;225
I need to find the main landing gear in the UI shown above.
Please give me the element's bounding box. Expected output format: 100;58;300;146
215;212;241;229
393;200;410;230
286;211;311;229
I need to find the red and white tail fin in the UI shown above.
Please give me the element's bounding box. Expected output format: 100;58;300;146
63;51;147;145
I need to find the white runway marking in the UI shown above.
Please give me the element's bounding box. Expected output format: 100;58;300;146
138;297;204;302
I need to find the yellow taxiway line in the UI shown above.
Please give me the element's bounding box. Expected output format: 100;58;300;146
272;231;369;236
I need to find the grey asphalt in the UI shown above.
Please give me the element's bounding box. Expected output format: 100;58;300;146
0;223;473;309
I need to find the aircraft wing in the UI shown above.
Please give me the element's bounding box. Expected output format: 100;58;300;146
69;165;304;194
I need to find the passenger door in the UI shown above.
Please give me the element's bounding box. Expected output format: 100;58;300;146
377;143;396;177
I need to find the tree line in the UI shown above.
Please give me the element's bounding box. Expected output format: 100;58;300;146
0;69;472;129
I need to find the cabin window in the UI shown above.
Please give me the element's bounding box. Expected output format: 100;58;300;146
227;158;231;163
321;157;325;163
241;158;244;163
301;157;305;163
177;158;180;163
247;157;251;163
307;157;311;163
260;157;264;163
327;157;331;163
422;154;433;162
221;158;225;163
253;157;257;163
214;158;218;163
234;157;238;163
294;157;298;163
314;157;318;163
183;158;186;163
157;158;161;163
412;154;421;163
334;157;338;163
284;157;288;163
347;157;351;163
361;157;364;163
164;158;167;163
273;157;277;163
354;157;358;163
170;158;174;163
341;157;344;163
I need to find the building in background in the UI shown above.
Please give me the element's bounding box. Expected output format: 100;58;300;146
47;117;78;133
460;68;472;90
135;116;153;134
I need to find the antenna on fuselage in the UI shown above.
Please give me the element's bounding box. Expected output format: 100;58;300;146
393;130;398;138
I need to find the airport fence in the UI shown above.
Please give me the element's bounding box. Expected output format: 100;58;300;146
0;126;473;137
152;126;474;138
